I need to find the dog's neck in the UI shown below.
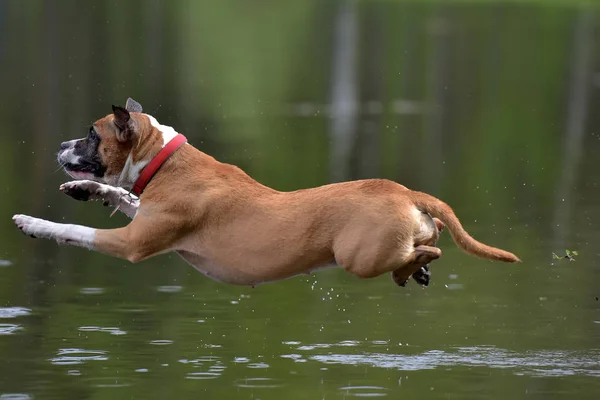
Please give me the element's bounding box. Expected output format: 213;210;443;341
114;114;182;191
132;134;187;196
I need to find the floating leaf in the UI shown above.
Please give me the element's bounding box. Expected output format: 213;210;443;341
552;250;578;262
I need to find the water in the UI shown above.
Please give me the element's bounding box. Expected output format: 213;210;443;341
1;262;599;398
1;1;600;399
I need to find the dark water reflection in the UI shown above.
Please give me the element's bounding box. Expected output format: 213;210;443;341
2;0;600;399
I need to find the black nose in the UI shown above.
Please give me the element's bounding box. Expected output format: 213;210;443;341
60;141;70;150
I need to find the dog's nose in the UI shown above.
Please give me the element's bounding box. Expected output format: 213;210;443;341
60;141;70;150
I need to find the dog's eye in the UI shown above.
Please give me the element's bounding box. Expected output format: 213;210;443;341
88;127;98;140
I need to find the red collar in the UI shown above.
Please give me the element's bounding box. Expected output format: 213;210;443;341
132;134;187;196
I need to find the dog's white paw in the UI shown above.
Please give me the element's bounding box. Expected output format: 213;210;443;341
13;214;57;239
60;180;108;202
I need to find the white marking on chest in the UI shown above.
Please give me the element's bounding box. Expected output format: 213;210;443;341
118;154;148;188
412;207;423;219
146;114;178;147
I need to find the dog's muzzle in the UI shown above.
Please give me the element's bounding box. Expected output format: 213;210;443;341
57;140;80;168
57;139;104;179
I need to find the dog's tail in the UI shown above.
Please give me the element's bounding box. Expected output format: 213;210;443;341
409;191;520;262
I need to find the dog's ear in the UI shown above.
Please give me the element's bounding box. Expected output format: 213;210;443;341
112;105;135;142
112;105;130;129
125;97;143;113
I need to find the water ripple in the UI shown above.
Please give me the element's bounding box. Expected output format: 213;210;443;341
78;326;126;336
0;307;31;319
235;377;283;389
86;377;134;388
180;354;226;381
0;394;32;400
0;323;23;335
149;340;173;346
339;386;389;397
180;356;220;364
308;346;600;377
186;372;221;380
156;285;182;293
50;348;109;365
294;341;362;351
247;362;270;369
280;354;305;363
79;287;105;295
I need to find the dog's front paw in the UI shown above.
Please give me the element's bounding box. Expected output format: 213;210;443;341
13;214;53;239
60;180;105;201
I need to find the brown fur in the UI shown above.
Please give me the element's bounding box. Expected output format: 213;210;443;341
94;112;165;179
84;112;519;286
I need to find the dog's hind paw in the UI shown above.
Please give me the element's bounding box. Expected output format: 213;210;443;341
391;269;410;287
397;278;409;287
412;265;431;287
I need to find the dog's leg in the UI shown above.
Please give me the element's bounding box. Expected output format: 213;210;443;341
410;217;445;286
13;213;177;263
391;245;442;287
60;180;139;219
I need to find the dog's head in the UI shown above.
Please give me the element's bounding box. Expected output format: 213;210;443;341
58;98;178;189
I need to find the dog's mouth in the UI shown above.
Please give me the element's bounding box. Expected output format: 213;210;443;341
58;146;105;178
63;161;98;174
63;162;105;180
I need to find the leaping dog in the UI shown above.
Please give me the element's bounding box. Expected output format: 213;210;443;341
13;98;520;288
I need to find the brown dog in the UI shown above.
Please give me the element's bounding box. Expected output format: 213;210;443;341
13;99;519;287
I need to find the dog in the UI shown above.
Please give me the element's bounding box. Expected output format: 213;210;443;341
13;98;520;288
